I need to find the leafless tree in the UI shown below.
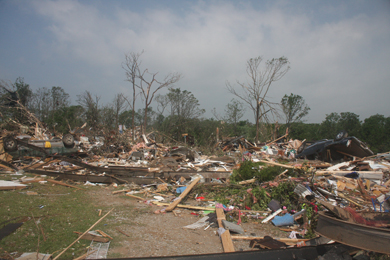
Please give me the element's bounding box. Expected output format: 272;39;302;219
112;93;128;131
30;86;70;123
122;51;142;139
123;51;182;134
138;71;182;133
77;91;101;129
226;56;290;143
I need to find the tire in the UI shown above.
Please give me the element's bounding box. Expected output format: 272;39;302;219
3;137;18;152
62;134;75;148
335;130;348;141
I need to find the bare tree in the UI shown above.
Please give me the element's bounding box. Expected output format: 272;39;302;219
225;99;245;135
77;91;101;129
112;93;128;131
123;51;182;134
138;71;182;133
122;51;143;139
226;56;290;143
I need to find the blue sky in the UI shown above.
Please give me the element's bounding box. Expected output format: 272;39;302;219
1;0;389;123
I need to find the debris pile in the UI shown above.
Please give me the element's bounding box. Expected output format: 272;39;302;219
1;123;389;259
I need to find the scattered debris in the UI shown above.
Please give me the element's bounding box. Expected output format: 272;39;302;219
1;118;390;259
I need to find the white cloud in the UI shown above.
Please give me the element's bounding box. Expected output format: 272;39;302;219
7;0;390;123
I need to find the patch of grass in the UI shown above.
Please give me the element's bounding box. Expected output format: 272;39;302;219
0;177;114;259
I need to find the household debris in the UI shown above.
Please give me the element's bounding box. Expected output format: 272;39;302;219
1;121;390;259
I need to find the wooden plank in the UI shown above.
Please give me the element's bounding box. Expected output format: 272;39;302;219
357;178;372;201
316;171;383;180
22;158;54;170
73;250;97;260
115;227;130;237
232;235;309;243
165;177;200;212
0;180;27;190
96;230;113;240
73;231;109;243
0;140;5;161
259;160;295;169
216;208;235;253
238;178;256;185
46;179;83;190
20;178;45;184
112;189;131;194
265;133;288;146
152;202;215;211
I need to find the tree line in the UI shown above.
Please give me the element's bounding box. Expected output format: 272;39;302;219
1;53;389;154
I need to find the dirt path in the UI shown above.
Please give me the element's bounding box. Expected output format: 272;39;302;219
87;186;288;258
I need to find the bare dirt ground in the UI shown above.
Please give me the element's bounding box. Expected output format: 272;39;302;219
88;186;288;259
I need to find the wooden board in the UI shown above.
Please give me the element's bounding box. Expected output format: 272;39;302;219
73;231;109;243
165;177;200;212
0;180;27;190
216;208;235;253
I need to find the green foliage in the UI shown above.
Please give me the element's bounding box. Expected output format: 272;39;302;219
302;203;318;239
281;93;310;129
283;123;321;141
230;160;295;183
230;160;263;182
320;112;361;139
320;112;341;138
154;88;205;142
268;181;297;209
13;77;32;107
361;114;390;153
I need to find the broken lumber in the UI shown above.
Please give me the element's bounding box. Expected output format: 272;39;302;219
112;189;131;194
261;208;282;223
265;133;288;146
316;171;383;180
231;235;309;244
116;227;130;237
152;202;215;211
357;178;372;201
96;230;113;240
216;208;235;253
165;177;201;212
0;180;27;190
73;231;109;243
73;250;97;260
46;179;83;190
260;160;295;169
238;178;256;185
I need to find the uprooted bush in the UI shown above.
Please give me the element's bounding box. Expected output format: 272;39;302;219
229;160;296;183
192;180;298;213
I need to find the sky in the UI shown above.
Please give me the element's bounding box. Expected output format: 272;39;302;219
0;0;389;124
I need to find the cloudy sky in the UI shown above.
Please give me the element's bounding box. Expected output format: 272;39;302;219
1;0;389;123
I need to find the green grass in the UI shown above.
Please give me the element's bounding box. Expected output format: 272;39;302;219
0;177;115;259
